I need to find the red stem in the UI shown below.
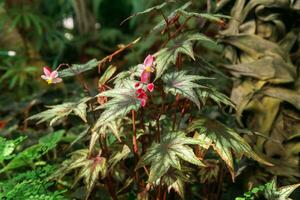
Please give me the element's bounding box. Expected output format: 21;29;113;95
132;110;138;154
163;190;167;200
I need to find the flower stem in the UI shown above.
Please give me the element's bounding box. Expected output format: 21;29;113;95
132;110;138;154
172;95;180;130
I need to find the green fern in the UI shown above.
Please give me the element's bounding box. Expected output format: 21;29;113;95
0;165;67;200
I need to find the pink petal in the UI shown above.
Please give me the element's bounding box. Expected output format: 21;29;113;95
136;88;144;95
140;98;147;107
134;82;140;88
137;93;147;99
147;83;154;92
41;75;48;80
43;67;52;76
52;77;63;83
143;54;154;67
141;70;150;83
50;70;58;79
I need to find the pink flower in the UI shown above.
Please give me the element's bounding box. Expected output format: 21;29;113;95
41;66;62;84
134;55;155;107
136;88;148;107
147;83;154;92
140;54;155;83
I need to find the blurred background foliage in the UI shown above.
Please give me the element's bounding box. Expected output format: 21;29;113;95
0;0;300;199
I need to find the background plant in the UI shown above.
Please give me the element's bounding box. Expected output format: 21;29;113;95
0;0;300;200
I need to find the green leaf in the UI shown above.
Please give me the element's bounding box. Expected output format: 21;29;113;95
187;118;272;180
152;1;192;31
108;144;131;169
1;131;64;172
38;130;64;149
58;59;99;77
97;119;123;142
73;100;88;123
196;86;235;108
163;168;191;198
0;136;26;162
79;157;107;200
113;65;141;88
154;33;215;79
28;97;90;126
137;131;204;183
54;149;107;200
263;178;300;200
93;88;141;130
121;0;175;25
179;10;230;23
162;71;208;109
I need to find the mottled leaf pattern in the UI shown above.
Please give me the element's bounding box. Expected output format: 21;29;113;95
162;71;207;109
58;59;99;77
188;118;272;180
28;97;90;126
263;178;300;200
93;88;141;130
137;131;204;183
154;33;215;79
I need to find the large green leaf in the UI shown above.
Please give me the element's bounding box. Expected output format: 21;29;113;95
0;130;64;173
154;33;215;79
162;71;207;109
137;131;204;183
28;97;90;126
187;118;272;180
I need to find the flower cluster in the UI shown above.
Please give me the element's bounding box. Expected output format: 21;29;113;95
41;67;62;84
135;54;155;107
